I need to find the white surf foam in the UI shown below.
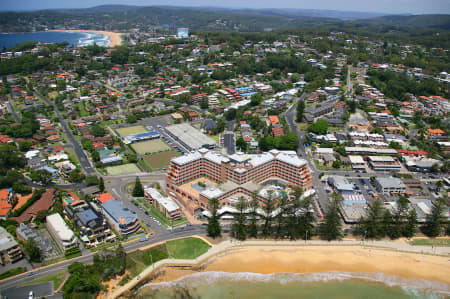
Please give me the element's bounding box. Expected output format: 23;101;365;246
139;271;450;297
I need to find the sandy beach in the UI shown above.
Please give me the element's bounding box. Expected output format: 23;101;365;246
48;30;123;47
151;246;450;285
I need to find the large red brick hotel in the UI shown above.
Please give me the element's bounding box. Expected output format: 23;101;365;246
166;149;312;214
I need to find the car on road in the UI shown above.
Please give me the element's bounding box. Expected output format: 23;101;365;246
28;291;34;299
139;236;149;242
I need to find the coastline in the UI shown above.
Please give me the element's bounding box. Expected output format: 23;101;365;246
47;30;123;47
149;245;450;285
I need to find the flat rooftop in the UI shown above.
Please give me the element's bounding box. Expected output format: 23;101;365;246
165;123;216;150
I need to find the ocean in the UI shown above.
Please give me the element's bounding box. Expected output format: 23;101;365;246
0;31;110;50
137;271;450;299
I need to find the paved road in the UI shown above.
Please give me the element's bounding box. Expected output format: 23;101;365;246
33;89;95;175
0;226;206;291
6;99;20;122
283;93;330;213
106;174;168;235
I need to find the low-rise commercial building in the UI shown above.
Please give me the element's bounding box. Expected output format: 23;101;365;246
46;213;77;251
348;155;367;170
368;156;402;171
375;177;407;194
144;187;182;221
0;226;23;265
165;123;216;150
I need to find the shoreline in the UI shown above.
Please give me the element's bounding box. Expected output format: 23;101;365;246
148;245;450;286
47;29;124;47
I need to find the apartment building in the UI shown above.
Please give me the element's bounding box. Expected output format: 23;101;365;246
144;187;182;221
74;208;115;248
102;200;140;236
166;149;312;213
46;213;78;251
0;226;23;265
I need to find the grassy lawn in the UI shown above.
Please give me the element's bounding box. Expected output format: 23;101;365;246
126;244;168;277
211;134;220;143
21;271;67;289
64;146;80;165
0;267;27;280
166;237;210;259
116;125;148;137
143;150;180;170
296;122;309;130
409;239;450;247
74;103;89;117
125;238;210;277
106;163;142;175
131;139;171;155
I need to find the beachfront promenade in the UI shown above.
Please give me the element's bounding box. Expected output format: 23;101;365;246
110;238;450;298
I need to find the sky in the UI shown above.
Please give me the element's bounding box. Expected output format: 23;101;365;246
1;0;449;14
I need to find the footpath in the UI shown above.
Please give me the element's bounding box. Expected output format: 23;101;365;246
110;238;450;298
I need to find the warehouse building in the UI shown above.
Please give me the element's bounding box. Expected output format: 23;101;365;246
165;123;216;150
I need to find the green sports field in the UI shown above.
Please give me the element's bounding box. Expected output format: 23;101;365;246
106;163;142;175
115;125;148;137
143;150;180;169
131;139;171;155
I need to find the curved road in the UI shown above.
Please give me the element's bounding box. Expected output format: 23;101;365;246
0;225;207;290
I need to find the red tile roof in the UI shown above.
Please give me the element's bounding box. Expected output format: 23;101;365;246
97;192;115;204
11;189;55;223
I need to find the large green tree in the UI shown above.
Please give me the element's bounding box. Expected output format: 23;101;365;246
423;198;447;237
132;177;144;197
207;198;221;238
296;100;305;122
307;119;329;135
24;238;41;263
231;196;248;240
319;195;343;241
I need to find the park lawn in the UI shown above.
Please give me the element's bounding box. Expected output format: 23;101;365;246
143;150;180;170
21;271;67;290
106;163;142;176
126;244;168;277
131;139;171;155
166;237;210;259
0;267;27;280
409;239;450;247
116;125;148;137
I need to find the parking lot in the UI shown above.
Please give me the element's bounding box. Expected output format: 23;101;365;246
1;282;53;299
137;117;189;155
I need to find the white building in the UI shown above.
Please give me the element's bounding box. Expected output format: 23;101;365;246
46;213;77;250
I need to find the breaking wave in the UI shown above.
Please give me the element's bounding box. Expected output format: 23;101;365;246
139;271;450;298
76;32;109;47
